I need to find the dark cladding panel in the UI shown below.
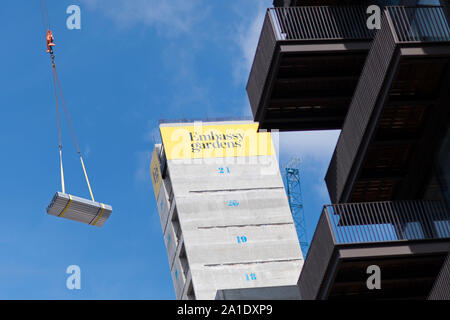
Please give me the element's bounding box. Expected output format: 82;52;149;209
247;12;278;118
326;6;450;203
325;12;398;203
428;253;450;300
297;210;336;300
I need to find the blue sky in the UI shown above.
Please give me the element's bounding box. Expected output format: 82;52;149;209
0;0;338;299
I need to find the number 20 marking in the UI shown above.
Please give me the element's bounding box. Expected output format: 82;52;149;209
228;200;239;207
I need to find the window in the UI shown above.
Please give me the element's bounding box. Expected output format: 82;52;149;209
179;244;189;278
159;146;168;178
186;281;195;300
164;171;174;206
171;208;181;245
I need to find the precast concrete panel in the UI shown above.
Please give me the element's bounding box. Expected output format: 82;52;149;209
191;260;303;300
174;189;293;229
167;155;283;196
182;224;302;265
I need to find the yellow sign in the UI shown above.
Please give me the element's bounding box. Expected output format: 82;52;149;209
150;147;163;199
160;123;274;160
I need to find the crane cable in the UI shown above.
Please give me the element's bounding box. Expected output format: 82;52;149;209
51;61;65;194
40;0;50;31
43;1;96;202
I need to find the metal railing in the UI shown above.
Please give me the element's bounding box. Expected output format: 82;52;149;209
386;6;450;43
268;6;450;43
269;6;375;41
323;201;450;244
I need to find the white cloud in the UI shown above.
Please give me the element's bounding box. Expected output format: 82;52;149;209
80;0;207;35
134;151;151;183
274;131;340;210
143;121;162;144
276;130;340;198
278;130;341;164
84;145;91;158
232;0;272;84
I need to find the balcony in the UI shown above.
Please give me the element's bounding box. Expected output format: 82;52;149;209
326;6;450;203
274;0;373;6
246;6;374;131
297;200;450;300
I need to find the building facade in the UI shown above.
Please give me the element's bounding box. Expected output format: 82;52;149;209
150;121;303;300
247;0;450;299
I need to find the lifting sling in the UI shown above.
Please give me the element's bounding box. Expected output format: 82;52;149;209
41;0;112;226
48;37;95;202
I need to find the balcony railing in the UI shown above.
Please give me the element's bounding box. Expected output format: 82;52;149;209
299;200;450;299
268;6;450;43
300;200;450;299
269;6;374;41
387;6;450;43
324;201;450;245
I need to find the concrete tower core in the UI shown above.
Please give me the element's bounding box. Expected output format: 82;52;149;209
150;121;303;300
